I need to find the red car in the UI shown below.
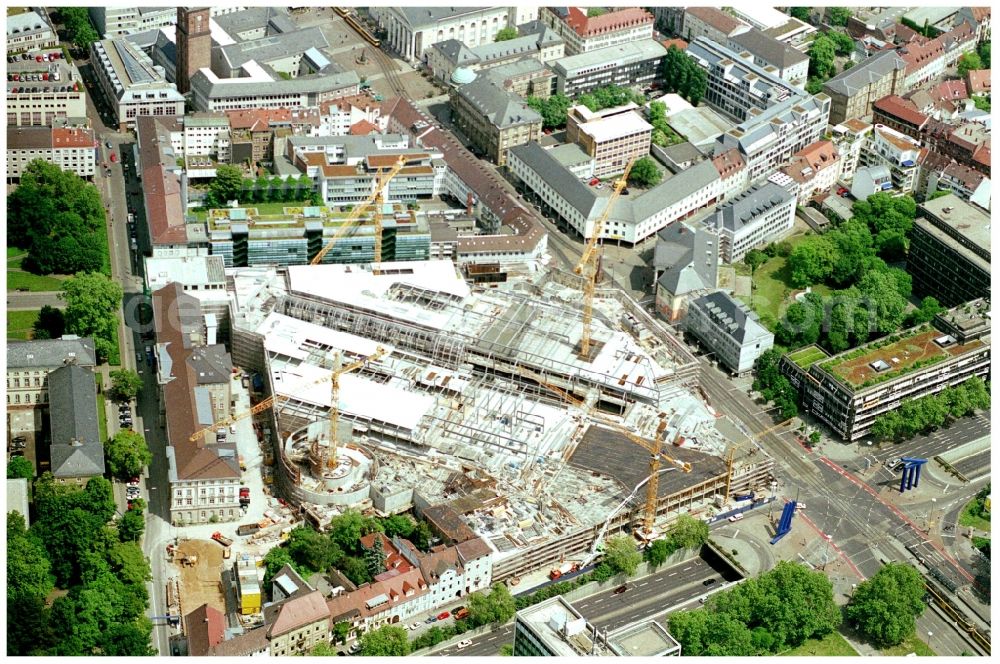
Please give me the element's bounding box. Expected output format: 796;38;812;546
109;152;117;163
437;611;450;621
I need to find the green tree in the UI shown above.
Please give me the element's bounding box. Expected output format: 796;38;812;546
808;35;837;80
776;293;824;348
311;643;339;655
665;514;710;550
380;514;415;539
668;609;713;655
977;41;990;64
211;164;245;205
328;509;383;555
32;305;66;340
286;525;343;573
364;534;387;577
856;270;907;335
587;8;606;17
846;563;925;647
106;541;152;587
104;430;152;480
827;7;853;26
661;46;707;105
59;7;100;48
603;535;641;576
262;545;296;588
827;31;856;56
628;157;662;187
789;8;811;22
494;26;518;41
744;249;768;273
827;219;875;286
644;539;672;567
787;236;836;287
117;510;145;542
7;456;34;480
340;555;372;586
101;621;157;656
62;272;123;362
411;520;434;551
526;93;572;130
108;368;142;403
958;52;984;77
468;583;516;626
7;512;54;604
359;624;410;656
499;643;514;656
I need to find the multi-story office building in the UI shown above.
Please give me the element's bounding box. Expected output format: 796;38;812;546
823;50;907;124
6;59;86;127
726;28;809;87
713;93;831;184
6;9;57;53
552;39;667;96
682;7;750;45
426;22;564;85
182;112;231;160
707;181;796;263
89;7;177;38
858;124;926;194
541;7;653;55
6;123;97;181
908;194;990;307
7;337;97;409
449;78;541;166
90;38;186;130
370;7;531;63
781;299;991;440
189;67;360;113
685;291;774;375
481;58;558;100
565;103;652;178
686;37;797;123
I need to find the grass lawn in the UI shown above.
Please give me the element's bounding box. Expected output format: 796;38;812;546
7;270;67;292
881;633;935;657
95;374;108;442
787;344;830;369
7;310;40;340
738;233;820;327
191;199;315;221
959;499;991;532
780;631;859;656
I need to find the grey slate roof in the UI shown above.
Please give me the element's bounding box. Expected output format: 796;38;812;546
554;39;667;77
714;182;794;232
218;27;329;71
454;78;541;129
729;28;808;69
189;345;233;385
48;364;105;479
619;159;720;224
654;221;719;296
397;7;486;30
7;337;97;369
823;49;907;97
508;141;603;218
689;291;770;344
432;39;479;67
213;7;295;39
190;68;359;101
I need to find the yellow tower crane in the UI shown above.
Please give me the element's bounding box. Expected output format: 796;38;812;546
573;157;636;359
310;346;387;473
514;365;691;536
309;156;407;266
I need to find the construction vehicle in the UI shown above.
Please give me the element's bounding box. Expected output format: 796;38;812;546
211;532;233;547
309;346;388;474
237;523;261;537
548;561;581;580
309;156;407;266
573;158;635;358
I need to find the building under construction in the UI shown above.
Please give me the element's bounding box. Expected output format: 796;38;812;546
226;260;774;581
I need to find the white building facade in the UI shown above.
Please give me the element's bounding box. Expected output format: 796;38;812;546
371;7;529;63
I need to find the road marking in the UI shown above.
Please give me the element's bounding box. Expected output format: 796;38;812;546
668;572;677;577
639;581;648;587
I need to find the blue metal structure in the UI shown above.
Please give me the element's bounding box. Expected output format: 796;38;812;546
770;501;797;544
898;457;928;493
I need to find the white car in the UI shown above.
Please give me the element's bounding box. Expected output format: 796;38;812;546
410;622;421;630
456;640;473;650
728;513;744;522
795;503;806;510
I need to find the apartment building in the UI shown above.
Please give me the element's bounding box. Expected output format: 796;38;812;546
686;37;797;123
370;7;530;63
685;291;774;375
713;93;831;184
227;108;320;165
781;300;991;441
957;6;991;43
726;28;809;87
858;124;926;194
541;7;653;55
6;9;57;53
6;59;86;127
682;7;750;45
712;148;749;203
153;283;242;525
264;591;331;657
509;141;721;244
182;113;231;160
707;181;796;263
90;38;185;130
780;140;840;204
653;221;720;323
6;337;97;409
319;94;386;136
919;151;991;210
47;364;105;485
566;103;652;178
553;39;667;96
449;78;541;166
6;124;96;181
822;50;907;125
426;22;564;85
908;194;991;308
900;21;977;89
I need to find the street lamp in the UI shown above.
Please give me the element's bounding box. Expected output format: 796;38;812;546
926;631;932;651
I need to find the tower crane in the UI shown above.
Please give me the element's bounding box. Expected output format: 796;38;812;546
309;156;407;266
724;418;792;500
514;365;690;537
310;346;387;474
573;157;635;359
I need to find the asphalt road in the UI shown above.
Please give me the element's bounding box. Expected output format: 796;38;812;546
883;413;990;466
434;557;721;656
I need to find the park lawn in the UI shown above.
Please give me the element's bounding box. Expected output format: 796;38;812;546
7;270;67;292
959;499;991;532
880;634;935;657
744;256;790;324
780;631;859;656
7;310;40;340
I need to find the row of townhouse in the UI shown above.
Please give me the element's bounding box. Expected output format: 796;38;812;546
7;121;96;181
540;6;654;55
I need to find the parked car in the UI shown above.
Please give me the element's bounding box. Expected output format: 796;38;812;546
105;140;113;149
127;476;140;486
409;622;421;630
425;616;437;624
437;611;450;621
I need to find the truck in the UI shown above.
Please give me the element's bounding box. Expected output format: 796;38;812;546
548;562;579;580
211;532;233;547
237;523;260;537
239;486;250;505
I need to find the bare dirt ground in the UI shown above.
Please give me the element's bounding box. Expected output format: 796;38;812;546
175;539;227;615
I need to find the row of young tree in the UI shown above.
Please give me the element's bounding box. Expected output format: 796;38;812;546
752;349;800;420
7;475;155;656
871;377;990;441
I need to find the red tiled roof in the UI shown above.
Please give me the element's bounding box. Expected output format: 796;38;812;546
349;119;380;135
320;93;379;116
136;116;187;246
185;604;226;657
564;7;653;38
267;590;330;638
51;127;95;148
873;95;928;127
793;140;839;171
966;69;991;95
969;7;991;21
712;148;745;178
929;79;969;102
662;38;688;51
685;7;744;35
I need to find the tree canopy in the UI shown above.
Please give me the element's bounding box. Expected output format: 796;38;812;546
7;160;106;276
7;456;34;480
526;93;572;130
827;30;856;56
32;305;66;340
808;35;837;80
827;7;853;26
108;369;142;403
58;8;100;48
752;349;799;420
958;52;984;77
789;8;811;22
661;46;708;105
467;583;516;626
603;535;642;576
494;26;518;41
846;563;925;647
628;157;662;187
104;430;152;480
872;377;990;441
359;625;410;656
62;272;122;363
